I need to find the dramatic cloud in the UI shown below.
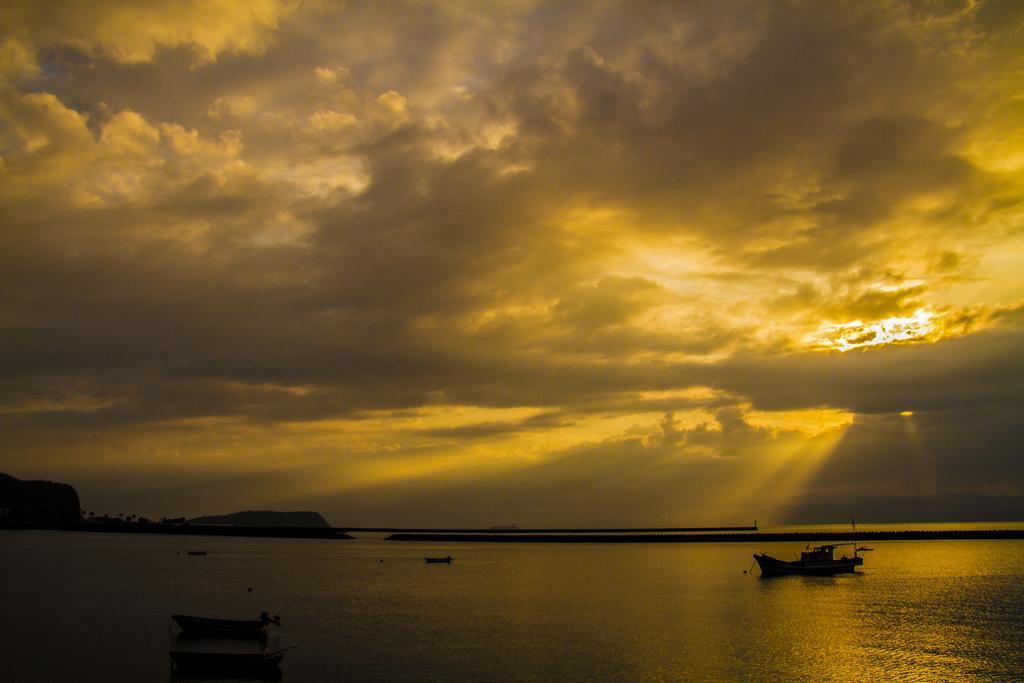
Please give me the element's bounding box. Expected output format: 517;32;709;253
1;1;1022;524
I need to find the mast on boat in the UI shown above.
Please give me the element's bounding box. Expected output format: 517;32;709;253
853;517;858;559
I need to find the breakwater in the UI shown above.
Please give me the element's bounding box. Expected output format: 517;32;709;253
342;525;758;533
386;529;1024;543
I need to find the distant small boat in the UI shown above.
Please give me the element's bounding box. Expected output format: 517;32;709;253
754;543;864;577
169;646;295;677
425;555;452;564
186;551;207;556
172;614;271;638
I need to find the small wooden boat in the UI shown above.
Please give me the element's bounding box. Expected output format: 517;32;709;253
425;555;452;564
172;614;268;638
169;646;295;677
186;551;207;556
754;543;863;577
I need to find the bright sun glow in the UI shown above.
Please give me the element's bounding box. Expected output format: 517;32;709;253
807;309;937;352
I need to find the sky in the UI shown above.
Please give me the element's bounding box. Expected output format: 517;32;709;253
1;0;1023;526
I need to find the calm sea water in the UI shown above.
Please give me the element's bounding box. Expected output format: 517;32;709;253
2;530;1023;681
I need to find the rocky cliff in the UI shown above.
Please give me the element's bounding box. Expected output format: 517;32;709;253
0;473;82;524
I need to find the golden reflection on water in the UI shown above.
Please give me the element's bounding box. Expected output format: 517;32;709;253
1;533;1022;681
745;541;1024;681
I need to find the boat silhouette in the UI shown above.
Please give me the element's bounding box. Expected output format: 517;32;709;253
172;613;280;639
754;542;864;576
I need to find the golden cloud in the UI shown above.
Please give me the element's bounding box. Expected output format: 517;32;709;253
2;0;300;66
2;1;1024;522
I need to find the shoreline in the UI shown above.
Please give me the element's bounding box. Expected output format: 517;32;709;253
1;522;353;540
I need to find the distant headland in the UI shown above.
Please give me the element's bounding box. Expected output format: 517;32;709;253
0;472;349;540
189;510;330;528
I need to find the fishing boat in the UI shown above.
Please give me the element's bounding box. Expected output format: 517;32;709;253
754;543;863;577
168;646;296;677
172;613;278;638
425;555;452;564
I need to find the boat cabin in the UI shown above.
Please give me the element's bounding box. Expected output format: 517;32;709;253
800;544;839;563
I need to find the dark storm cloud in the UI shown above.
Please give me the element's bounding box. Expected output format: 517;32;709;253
714;323;1024;416
489;4;975;249
782;403;1024;522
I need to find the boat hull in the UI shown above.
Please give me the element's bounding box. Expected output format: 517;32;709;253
172;614;266;638
754;553;863;577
